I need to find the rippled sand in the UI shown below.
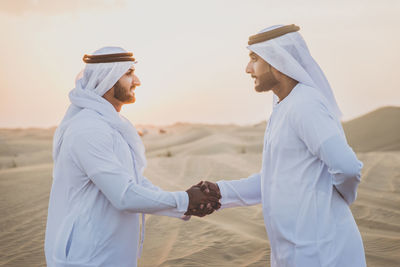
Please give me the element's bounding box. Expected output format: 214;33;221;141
0;107;399;266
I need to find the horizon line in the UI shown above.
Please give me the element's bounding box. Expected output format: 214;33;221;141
0;105;398;130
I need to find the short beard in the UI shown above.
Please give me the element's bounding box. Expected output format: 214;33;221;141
113;81;134;103
255;68;279;92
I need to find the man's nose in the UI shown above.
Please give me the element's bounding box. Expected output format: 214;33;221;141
245;62;252;74
133;75;141;86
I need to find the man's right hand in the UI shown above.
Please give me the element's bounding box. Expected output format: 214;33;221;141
198;180;221;197
185;183;221;217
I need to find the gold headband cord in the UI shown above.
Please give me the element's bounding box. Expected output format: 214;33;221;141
248;24;300;45
82;52;136;63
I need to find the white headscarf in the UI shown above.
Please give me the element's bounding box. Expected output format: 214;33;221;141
53;46;147;175
247;25;342;119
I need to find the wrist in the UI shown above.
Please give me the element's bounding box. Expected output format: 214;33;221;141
171;191;190;213
185;189;194;210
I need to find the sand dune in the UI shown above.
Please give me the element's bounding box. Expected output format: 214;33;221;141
0;107;399;266
343;106;400;152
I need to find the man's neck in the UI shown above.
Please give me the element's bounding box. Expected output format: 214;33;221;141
110;102;122;112
103;94;122;112
273;79;298;103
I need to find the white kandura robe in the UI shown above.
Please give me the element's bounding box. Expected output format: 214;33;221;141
217;83;366;267
45;109;189;267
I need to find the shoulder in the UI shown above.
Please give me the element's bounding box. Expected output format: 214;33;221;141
64;109;114;144
289;84;330;114
291;84;327;110
288;84;335;124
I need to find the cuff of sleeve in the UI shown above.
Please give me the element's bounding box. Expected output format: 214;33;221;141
216;180;228;206
171;191;189;213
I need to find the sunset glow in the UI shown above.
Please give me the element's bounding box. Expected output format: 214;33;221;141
0;0;399;128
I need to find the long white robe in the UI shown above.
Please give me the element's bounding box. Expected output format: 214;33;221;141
45;109;188;267
217;83;366;267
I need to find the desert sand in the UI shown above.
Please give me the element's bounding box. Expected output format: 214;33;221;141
0;106;399;267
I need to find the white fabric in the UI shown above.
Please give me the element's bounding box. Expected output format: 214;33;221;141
45;109;189;267
46;47;189;267
217;84;366;266
248;25;342;119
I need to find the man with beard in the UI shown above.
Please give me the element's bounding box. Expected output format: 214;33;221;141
194;25;366;266
45;46;220;267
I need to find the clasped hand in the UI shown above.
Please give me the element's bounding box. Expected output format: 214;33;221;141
185;181;221;217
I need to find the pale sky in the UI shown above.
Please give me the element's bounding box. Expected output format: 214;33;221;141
0;0;399;128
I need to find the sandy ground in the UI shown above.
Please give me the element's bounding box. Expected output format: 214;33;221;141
0;107;399;266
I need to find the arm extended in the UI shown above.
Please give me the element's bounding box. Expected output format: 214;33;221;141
216;173;262;209
70;130;188;218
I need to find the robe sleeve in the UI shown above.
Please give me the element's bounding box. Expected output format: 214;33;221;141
216;173;262;209
69;129;189;218
139;175;191;219
319;135;362;205
140;176;162;192
292;99;363;205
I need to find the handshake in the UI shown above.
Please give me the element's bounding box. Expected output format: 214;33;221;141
185;181;221;217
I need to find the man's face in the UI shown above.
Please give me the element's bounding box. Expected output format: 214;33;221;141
246;52;278;92
113;66;141;104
